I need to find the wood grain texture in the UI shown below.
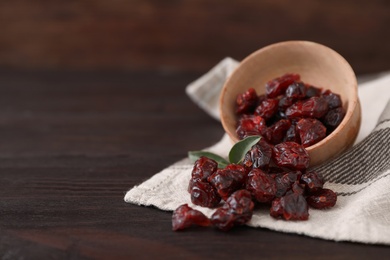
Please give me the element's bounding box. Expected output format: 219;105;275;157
0;69;389;258
1;0;389;74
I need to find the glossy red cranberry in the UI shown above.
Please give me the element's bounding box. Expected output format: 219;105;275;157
270;193;309;220
267;119;292;144
242;138;273;170
296;118;327;147
285;82;306;99
278;96;295;111
236;115;267;139
300;171;324;193
172;204;211;231
255;99;279;121
211;189;254;231
284;123;300;143
190;180;221;208
323;107;345;131
274;171;301;197
246;169;277;203
291;181;305;195
322;90;342;109
208;164;247;200
273;142;310;170
307;188;337;209
191;156;218;182
236;88;259;114
305;85;322;98
285;97;329;119
266;73;300;98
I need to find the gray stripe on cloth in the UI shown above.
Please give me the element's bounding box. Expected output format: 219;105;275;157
313;100;390;194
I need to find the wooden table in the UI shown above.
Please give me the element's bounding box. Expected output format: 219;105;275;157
0;69;388;259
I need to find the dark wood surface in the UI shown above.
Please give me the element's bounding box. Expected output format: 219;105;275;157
1;0;390;74
0;69;389;259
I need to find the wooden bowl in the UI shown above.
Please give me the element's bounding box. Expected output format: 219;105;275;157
220;41;361;166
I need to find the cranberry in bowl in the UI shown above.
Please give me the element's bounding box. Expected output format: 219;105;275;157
220;41;361;167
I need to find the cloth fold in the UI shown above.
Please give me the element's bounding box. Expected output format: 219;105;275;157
125;59;390;245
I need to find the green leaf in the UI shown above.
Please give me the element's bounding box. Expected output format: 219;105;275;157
188;151;229;168
228;135;261;164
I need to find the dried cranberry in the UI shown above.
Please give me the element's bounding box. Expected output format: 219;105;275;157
291;181;305;195
296;118;327;147
305;85;322;98
236;88;259;114
208;164;247;200
278;96;295;111
236;115;267;139
300;171;324;193
211;189;254;231
323;107;345;131
285;82;306;99
246;169;277;203
255;99;279;121
257;94;268;104
274;171;301;197
267;166;286;174
172;204;211;231
266;73;300;98
191;156;218;182
242;138;273;170
190;180;221;208
267;119;291;145
285;97;329;119
273;142;310;170
307;189;337;209
284;123;300;143
323;91;342;109
270;193;309;220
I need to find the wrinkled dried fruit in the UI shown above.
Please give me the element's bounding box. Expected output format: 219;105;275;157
285;82;306;99
323;107;345;131
305;85;322;98
273;142;310;170
190;180;221;208
323;90;342;109
274;171;301;197
307;188;337;209
236;115;267;139
255;99;279;121
278;96;295;112
300;171;324;193
246;169;277;203
172;204;211;231
268;119;292;145
285;97;329;119
296;118;327;147
242;138;273;170
270;193;309;220
208;164;247;200
191;156;218;182
211;189;254;231
284;123;300;143
266;73;300;98
236;88;259;114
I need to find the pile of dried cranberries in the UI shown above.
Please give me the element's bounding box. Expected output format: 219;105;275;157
236;73;345;147
172;74;340;231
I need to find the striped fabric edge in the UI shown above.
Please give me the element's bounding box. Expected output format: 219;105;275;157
314;119;390;196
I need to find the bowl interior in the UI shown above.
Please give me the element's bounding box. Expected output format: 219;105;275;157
220;41;360;166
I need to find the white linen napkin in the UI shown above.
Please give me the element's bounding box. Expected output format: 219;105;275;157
125;58;390;245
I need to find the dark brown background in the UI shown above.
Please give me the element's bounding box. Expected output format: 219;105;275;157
1;0;389;258
1;0;389;74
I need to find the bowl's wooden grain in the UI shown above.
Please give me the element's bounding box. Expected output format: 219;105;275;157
220;41;361;166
